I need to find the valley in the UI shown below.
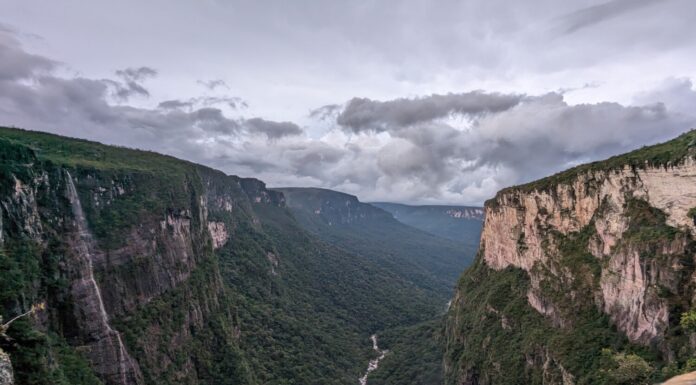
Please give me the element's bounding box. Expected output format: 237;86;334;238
0;127;478;385
3;127;696;385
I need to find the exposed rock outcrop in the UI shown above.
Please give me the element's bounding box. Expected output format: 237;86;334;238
65;172;143;385
480;160;696;344
0;130;283;385
0;348;12;385
445;131;696;384
207;221;228;249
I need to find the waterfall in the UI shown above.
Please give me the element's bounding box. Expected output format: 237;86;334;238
66;172;134;385
359;334;388;385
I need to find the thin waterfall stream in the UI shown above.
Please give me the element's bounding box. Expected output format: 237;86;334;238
359;334;388;385
66;172;131;385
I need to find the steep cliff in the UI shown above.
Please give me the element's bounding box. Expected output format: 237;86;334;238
0;127;257;385
0;348;12;385
0;127;449;385
445;130;696;384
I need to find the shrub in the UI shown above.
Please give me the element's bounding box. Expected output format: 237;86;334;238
681;310;696;332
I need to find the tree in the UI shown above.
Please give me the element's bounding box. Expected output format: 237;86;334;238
681;309;696;332
0;302;46;338
599;348;653;385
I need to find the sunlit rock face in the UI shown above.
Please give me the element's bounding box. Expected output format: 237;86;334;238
481;160;696;344
445;131;696;385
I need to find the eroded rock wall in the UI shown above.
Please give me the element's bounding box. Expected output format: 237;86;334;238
481;160;696;344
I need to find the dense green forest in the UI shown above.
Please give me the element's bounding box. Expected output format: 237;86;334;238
0;127;477;385
277;187;476;300
276;187;479;384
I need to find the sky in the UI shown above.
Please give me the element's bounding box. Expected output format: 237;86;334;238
0;0;695;205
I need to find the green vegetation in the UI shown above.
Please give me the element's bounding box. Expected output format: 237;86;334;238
3;319;102;385
277;187;476;299
277;188;480;385
680;310;696;332
1;127;466;385
447;130;696;385
368;319;445;385
0;126;196;174
688;207;696;224
444;259;659;385
623;197;679;245
599;349;653;385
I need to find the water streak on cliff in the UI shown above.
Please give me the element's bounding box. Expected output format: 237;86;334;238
66;172;141;385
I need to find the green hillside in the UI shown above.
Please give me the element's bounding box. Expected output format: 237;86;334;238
0;127;445;385
276;188;477;299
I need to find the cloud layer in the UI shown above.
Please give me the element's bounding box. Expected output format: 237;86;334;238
0;23;695;205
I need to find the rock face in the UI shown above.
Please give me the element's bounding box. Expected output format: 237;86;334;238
65;172;142;385
481;159;696;344
445;131;696;384
0;129;280;385
0;348;12;385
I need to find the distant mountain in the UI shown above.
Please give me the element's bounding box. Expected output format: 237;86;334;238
370;202;484;247
275;188;478;300
276;187;480;385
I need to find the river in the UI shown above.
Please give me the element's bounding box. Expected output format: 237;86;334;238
359;334;388;385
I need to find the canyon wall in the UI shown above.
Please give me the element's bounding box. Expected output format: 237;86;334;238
445;131;696;384
0;132;276;385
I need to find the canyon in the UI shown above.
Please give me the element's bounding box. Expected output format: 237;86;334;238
0;127;477;385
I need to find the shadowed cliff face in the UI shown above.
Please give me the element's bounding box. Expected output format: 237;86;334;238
445;131;696;385
65;172;142;385
0;348;12;385
0;127;450;385
0;129;264;385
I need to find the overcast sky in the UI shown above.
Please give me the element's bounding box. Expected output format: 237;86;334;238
1;0;695;205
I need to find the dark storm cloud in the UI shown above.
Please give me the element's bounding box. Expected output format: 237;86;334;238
336;92;523;132
157;96;247;111
107;66;157;100
558;0;662;34
199;96;248;109
322;90;696;202
158;99;194;110
245;117;303;138
0;28;301;173
469;95;685;175
309;104;342;121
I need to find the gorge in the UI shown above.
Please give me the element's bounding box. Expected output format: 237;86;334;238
3;125;696;385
